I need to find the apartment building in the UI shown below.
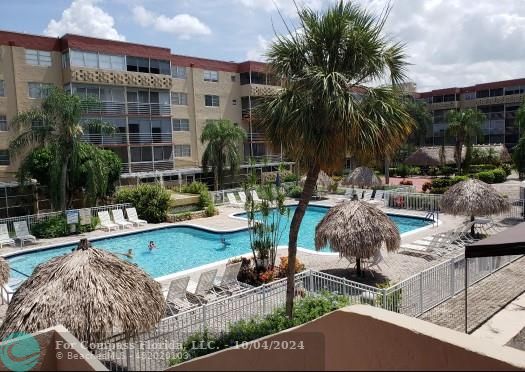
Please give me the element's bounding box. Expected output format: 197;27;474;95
0;30;281;182
418;79;525;149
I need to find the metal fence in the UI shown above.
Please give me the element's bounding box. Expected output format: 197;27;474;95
0;203;132;234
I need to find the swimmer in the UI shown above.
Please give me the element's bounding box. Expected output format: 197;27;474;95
148;241;156;251
220;236;231;246
118;249;134;259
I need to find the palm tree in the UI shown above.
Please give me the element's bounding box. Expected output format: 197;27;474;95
405;98;431;146
9;87;115;210
254;1;414;318
201;119;246;190
445;109;486;173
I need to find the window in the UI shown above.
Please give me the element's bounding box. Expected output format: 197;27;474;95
28;83;53;99
0;150;9;165
490;88;503;97
476;90;490;98
69;50;125;70
171;92;188;105
204;70;219;82
205;95;220;107
174;144;191;157
153;146;173;161
0;116;7;132
505;86;525;96
240;72;250;85
0;81;4;96
463;92;476;100
126;56;170;75
251;72;266;85
172;66;187;79
25;49;52;67
130;147;153;162
172;119;190;131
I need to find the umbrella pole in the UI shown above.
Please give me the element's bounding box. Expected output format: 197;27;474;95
465;258;468;333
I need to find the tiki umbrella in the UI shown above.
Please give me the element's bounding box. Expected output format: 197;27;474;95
0;239;165;345
440;179;510;235
315;200;400;276
0;257;9;286
343;166;382;188
300;170;332;189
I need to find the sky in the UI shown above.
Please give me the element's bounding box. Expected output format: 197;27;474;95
1;0;525;91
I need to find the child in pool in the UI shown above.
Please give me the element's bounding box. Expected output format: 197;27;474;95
148;241;156;251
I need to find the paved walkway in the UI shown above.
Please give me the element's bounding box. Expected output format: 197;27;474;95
419;257;525;333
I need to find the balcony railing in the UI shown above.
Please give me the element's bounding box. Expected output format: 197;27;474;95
122;161;174;173
82;132;173;145
127;103;171;116
82;101;126;115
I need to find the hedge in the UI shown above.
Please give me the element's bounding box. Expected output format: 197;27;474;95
115;184;171;223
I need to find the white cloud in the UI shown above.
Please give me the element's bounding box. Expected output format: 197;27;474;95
236;0;326;16
44;0;125;41
246;35;270;61
132;6;211;39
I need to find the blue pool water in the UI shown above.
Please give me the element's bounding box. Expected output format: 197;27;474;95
7;206;430;282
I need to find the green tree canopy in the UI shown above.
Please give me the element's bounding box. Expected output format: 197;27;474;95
446;108;485;173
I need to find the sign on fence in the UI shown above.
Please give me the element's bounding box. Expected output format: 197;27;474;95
79;208;91;225
65;210;79;224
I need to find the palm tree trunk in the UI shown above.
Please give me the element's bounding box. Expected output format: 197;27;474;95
356;258;362;277
384;157;390;185
285;163;320;319
59;158;69;211
456;142;462;174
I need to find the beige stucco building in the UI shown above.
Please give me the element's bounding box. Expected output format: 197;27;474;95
0;30;281;182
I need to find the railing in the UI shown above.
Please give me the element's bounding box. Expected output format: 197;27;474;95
0;203;132;234
122;161;174;174
82;101;126;115
384;190;442;211
82;133;173;145
127;103;171;116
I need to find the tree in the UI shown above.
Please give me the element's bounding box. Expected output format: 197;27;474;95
18;143;122;207
254;1;414;318
514;103;525;180
405;98;431;146
9;88;115;210
445;108;486;173
201;119;246;190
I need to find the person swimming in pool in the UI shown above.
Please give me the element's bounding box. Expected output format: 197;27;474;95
148;241;156;251
220;236;231;247
118;249;134;259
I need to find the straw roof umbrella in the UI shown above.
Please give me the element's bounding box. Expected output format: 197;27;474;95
315;200;400;276
343;166;382;187
0;257;9;286
0;238;165;345
300;170;332;189
440;179;510;235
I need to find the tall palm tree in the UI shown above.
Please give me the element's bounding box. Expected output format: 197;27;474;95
9;87;115;210
201;119;246;190
254;1;414;318
405;98;432;146
445;109;486;173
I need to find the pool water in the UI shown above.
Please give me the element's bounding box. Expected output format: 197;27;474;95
7;206;430;282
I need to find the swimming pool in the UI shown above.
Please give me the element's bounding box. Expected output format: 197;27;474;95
6;205;431;282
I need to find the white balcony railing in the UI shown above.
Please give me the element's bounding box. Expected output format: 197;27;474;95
122;161;174;173
82;132;173;145
127;103;171;116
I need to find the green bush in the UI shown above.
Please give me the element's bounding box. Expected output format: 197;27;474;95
31;216;67;238
78;216;100;233
396;164;410;178
409;166;421;176
181;182;214;211
430;178;451;189
501;163;512;176
468;164;497;173
283;173;298;182
287;186;303;198
115;184;170;223
491;168;507;183
439;166;455;176
430;187;448;194
477;170;495;184
376;281;402;313
169;292;349;365
181;181;208;195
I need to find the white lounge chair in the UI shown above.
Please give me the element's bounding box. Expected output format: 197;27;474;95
238;192;247;204
214;262;247;294
126;207;147;226
250;190;262;203
187;269;222;304
166;276;197;314
97;211;119;231
226;193;243;208
111;209;133;229
13;221;36;247
0;224;15;248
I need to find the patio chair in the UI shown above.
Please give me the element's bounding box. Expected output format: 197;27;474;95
125;207;147;226
226;193;243;208
250;190;262;203
13;221;36;247
363;250;387;277
238;192;247;204
0;224;15;249
165;276;198;314
97;211;119;231
111;209;133;229
187;269;223;304
214;261;248;294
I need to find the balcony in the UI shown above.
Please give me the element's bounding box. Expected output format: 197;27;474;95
460;93;525;108
127;102;171;116
240;83;281;97
65;67;173;90
82;101;126;116
82;132;173;146
429;101;459;110
122;161;174;174
247;132;266;142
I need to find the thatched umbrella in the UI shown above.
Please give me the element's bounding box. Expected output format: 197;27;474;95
300;170;332;189
0;257;9;286
343;166;382;187
315;200;400;276
440;179;510;235
0;238;165;345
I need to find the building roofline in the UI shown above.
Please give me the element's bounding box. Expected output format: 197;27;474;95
418;77;525;96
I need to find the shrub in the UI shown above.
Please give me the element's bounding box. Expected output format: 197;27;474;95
78;216;100;233
477;170;495;184
276;256;305;278
259;269;277;284
430;187;448;194
468;164;496;173
181;181;208;195
501;163;512;176
169;292;350;366
491;168;507;183
399;179;413;186
396;164;410;178
451;175;468;184
115;184;170;223
376;281;402;313
421;181;432;193
237;257;259;286
31;216;67;238
439;166;455;176
409;166;421;176
283;173;298;182
431;178;451;189
287;186;303;198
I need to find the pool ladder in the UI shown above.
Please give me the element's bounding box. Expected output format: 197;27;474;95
424;210;439;227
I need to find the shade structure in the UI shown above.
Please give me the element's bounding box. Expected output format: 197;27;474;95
466;222;525;258
440;179;510;217
343;167;382;187
0;257;9;286
0;239;165;345
300;170;332;189
315;200;400;275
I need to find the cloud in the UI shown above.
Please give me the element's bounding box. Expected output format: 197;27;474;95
44;0;125;41
132;6;211;39
236;0;326;16
246;35;270;61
